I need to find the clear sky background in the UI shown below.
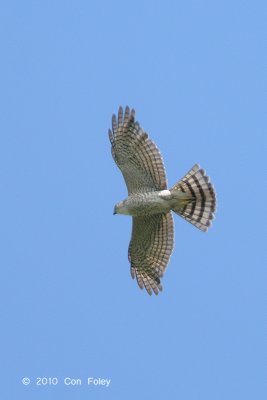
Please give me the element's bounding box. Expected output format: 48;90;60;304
0;1;265;399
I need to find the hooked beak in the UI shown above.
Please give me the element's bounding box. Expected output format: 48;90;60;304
113;206;117;215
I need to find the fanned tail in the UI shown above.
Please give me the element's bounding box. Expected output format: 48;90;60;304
170;164;216;232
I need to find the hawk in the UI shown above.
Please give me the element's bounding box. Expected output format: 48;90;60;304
109;106;216;295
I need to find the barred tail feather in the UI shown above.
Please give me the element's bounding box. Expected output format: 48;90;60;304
170;164;216;232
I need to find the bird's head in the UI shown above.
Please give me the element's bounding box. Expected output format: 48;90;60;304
113;200;129;215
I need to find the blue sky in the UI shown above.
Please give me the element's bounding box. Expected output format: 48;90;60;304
0;1;265;399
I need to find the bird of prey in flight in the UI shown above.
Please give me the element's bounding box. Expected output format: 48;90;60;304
109;106;216;295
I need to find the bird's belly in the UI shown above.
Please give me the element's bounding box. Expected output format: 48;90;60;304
125;192;171;216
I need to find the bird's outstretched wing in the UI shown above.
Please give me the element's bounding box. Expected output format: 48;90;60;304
128;212;174;295
108;106;167;194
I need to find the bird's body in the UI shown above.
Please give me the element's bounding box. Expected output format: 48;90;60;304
109;106;216;295
114;190;172;216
